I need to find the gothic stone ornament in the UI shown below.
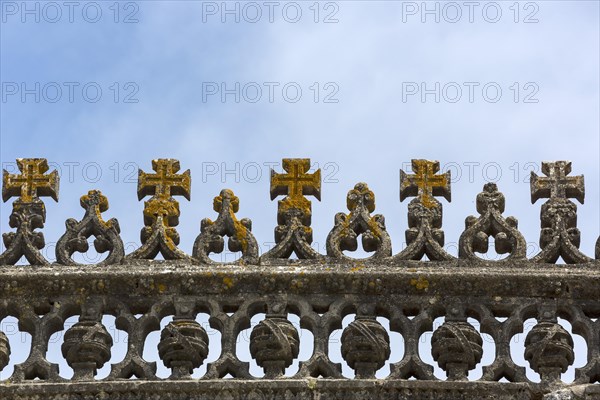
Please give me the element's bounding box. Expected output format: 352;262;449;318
250;310;300;378
261;158;322;260
193;189;259;265
158;319;209;379
0;330;10;372
459;183;527;261
126;159;192;261
326;183;392;260
341;317;390;378
394;159;454;261
596;236;600;259
431;321;483;381
530;161;592;264
525;322;574;383
61;319;113;381
0;158;59;265
56;190;124;266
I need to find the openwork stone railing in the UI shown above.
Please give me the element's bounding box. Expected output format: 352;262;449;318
0;158;599;400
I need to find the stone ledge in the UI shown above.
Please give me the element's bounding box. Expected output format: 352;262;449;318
0;379;586;400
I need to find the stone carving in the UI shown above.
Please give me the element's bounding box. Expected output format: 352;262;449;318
341;317;390;378
0;158;59;265
261;159;322;260
126;159;192;261
158;319;209;379
394;159;454;261
0;331;9;372
56;190;124;266
596;236;600;260
250;315;300;378
459;183;526;261
530;161;592;264
193;189;259;264
525;322;574;382
326;183;391;259
431;321;483;380
61;319;113;380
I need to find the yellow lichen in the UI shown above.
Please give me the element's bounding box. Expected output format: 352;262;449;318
410;276;429;290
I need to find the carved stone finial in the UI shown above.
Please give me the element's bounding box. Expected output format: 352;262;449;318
525;322;574;383
158;319;209;379
250;316;299;378
326;183;391;259
0;158;60;266
394;159;454;261
400;159;450;209
459;183;527;261
56;190;124;266
431;321;483;380
61;320;113;381
596;237;600;260
0;331;10;372
126;159;192;261
2;158;59;203
193;189;258;264
261;158;322;260
530;161;592;264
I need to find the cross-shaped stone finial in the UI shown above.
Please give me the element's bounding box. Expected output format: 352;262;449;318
270;158;321;215
2;158;59;203
530;161;584;204
400;159;451;208
138;159;191;201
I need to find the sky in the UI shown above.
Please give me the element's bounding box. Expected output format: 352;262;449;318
0;0;599;384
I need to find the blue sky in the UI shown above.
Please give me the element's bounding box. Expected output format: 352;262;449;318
0;0;599;382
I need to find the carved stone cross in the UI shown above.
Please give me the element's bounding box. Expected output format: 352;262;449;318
400;159;451;208
531;161;585;204
270;158;321;215
137;159;191;201
2;158;59;203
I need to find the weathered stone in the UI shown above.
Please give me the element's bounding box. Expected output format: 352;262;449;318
530;161;592;264
341;317;390;378
431;321;483;380
0;330;10;371
459;183;526;261
250;316;299;378
61;320;113;380
56;190;124;266
158;319;209;379
326;183;391;260
525;322;574;383
193;189;258;265
126;159;192;261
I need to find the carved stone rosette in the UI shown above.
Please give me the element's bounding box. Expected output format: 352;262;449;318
61;320;113;381
341;317;390;378
431;321;483;381
525;322;574;383
459;183;526;261
158;319;209;379
250;316;300;378
193;189;258;265
56;190;124;266
0;331;10;372
326;183;391;260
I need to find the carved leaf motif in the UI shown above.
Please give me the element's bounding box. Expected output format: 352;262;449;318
326;183;392;260
193;189;258;264
56;190;124;266
459;183;527;261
